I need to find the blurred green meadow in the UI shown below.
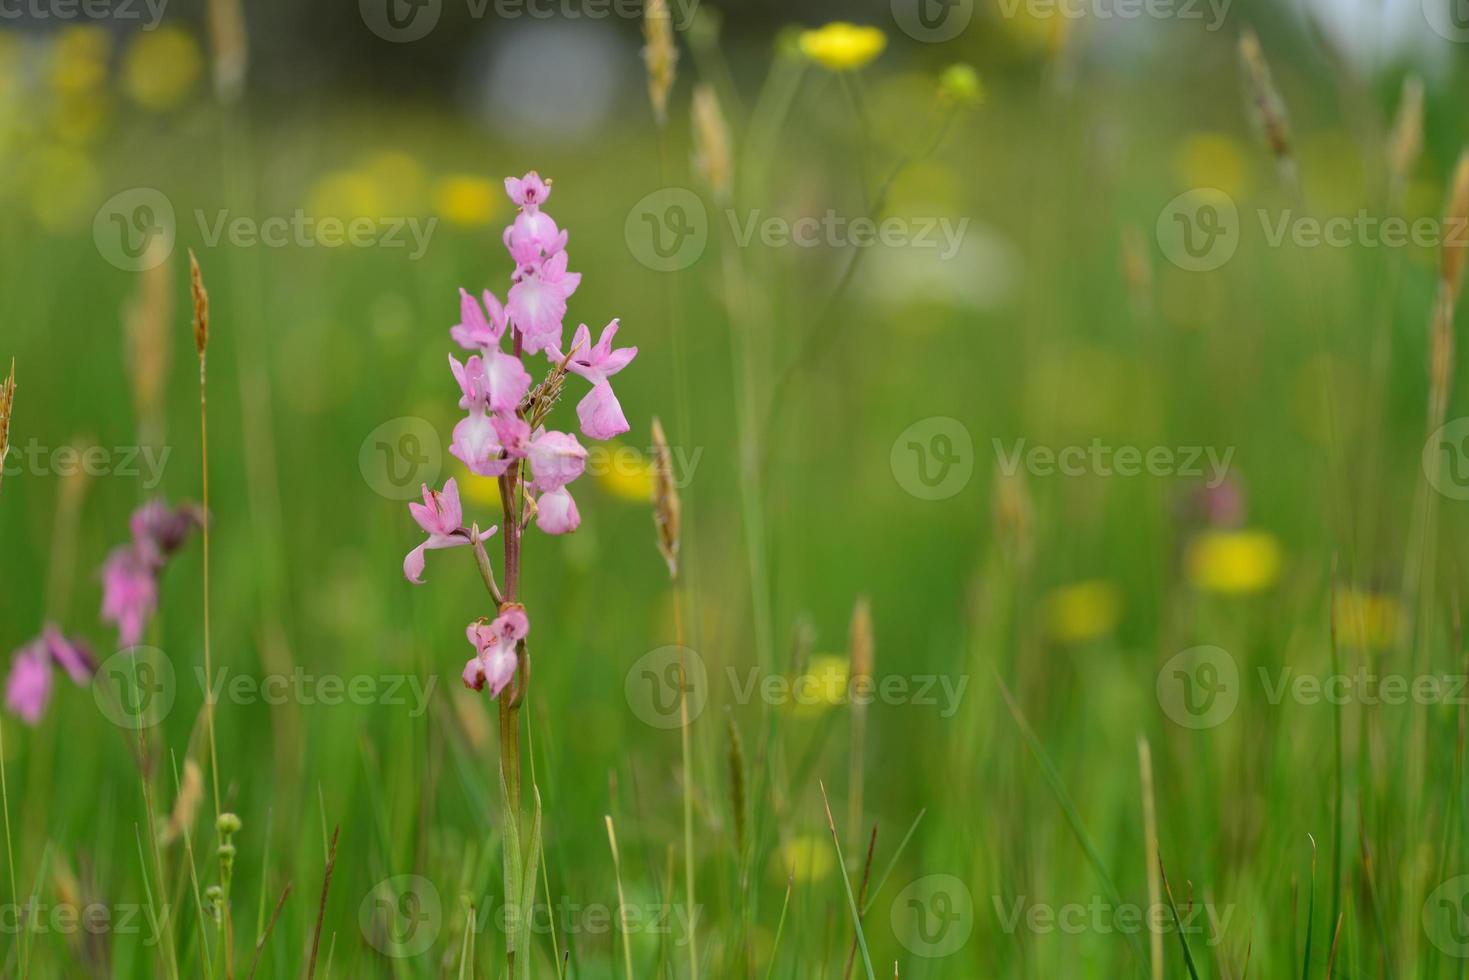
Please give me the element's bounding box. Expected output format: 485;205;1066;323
5;0;1469;976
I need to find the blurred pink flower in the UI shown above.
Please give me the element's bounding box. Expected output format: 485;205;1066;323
130;500;203;565
101;545;159;648
5;642;51;725
5;625;95;725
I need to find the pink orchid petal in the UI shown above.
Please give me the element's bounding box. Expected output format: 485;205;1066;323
576;381;630;441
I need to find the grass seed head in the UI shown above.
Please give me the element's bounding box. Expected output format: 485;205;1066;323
1441;149;1469;304
0;359;15;493
1388;75;1424;191
691;84;732;203
1239;29;1292;166
189;249;209;358
642;0;678;127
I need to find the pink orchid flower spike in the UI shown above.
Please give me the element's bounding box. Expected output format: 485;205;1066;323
404;479;489;584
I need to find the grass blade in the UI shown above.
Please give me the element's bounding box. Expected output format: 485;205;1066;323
998;673;1146;973
819;781;875;980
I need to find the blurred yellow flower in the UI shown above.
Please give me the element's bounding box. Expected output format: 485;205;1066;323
776;834;834;883
51;93;109;145
28;144;98;231
1185;530;1282;595
49;26;110;96
1174;132;1251;200
123;26;201;110
1334;590;1399;649
1040;580;1121;644
361;151;427;217
307;170;387;226
797;23;886;71
789;655;849;717
592;442;656;503
453;463;504;511
938;63;983;107
432;174;500;227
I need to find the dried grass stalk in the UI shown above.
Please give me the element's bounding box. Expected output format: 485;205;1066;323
125;242;174;439
160;759;205;846
651;416;681;579
207;0;248;103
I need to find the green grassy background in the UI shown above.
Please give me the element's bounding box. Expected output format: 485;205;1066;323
4;4;1469;976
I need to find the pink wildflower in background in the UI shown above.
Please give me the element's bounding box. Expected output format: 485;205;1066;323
101;499;202;648
4;625;95;725
405;171;637;699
